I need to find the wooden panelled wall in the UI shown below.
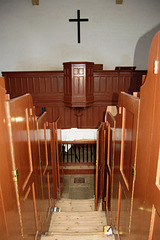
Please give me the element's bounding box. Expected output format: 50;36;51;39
2;68;147;129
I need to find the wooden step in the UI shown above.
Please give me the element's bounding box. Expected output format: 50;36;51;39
41;233;115;240
54;198;102;212
40;199;115;240
49;211;107;233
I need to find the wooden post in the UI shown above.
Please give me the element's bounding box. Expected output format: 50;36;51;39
74;108;83;128
32;0;39;5
116;0;123;4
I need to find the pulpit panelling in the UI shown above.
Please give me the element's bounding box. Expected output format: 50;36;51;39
63;62;94;107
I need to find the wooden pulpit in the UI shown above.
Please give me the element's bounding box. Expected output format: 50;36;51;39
63;62;94;107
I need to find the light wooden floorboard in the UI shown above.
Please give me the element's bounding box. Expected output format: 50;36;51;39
54;198;102;212
49;211;107;233
41;198;115;240
41;234;115;240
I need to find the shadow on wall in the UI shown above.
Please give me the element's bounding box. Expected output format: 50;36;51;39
134;24;160;70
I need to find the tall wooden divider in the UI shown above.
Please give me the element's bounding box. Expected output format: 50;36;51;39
105;92;140;239
37;112;54;233
104;111;116;224
6;94;39;239
0;77;22;240
50;117;64;199
4;93;56;239
95;122;105;211
130;31;160;240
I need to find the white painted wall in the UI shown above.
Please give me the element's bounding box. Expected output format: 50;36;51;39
0;0;160;75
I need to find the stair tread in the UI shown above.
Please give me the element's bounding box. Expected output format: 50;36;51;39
41;234;115;240
54;198;102;212
49;211;107;233
41;199;115;240
51;211;105;215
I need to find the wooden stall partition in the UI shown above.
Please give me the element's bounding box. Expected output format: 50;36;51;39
101;121;108;211
95;122;105;211
54;117;64;198
50;122;58;199
37;112;54;234
110;92;140;239
6;94;40;240
104;111;116;225
103;105;122;234
130;32;160;240
0;77;22;240
28;106;47;236
50;117;64;199
108;109;122;235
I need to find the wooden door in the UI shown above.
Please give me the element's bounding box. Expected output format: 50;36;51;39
130;32;160;240
116;92;140;239
0;77;22;240
6;94;39;240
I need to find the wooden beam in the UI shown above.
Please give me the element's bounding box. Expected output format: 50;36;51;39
32;0;39;5
116;0;123;4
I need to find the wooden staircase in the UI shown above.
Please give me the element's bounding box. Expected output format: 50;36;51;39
40;199;115;240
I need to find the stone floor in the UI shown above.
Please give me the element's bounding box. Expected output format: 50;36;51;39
62;174;95;199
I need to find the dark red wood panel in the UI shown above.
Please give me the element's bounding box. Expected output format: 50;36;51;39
63;62;94;107
3;68;146;129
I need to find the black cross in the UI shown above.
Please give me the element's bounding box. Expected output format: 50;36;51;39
69;10;89;44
